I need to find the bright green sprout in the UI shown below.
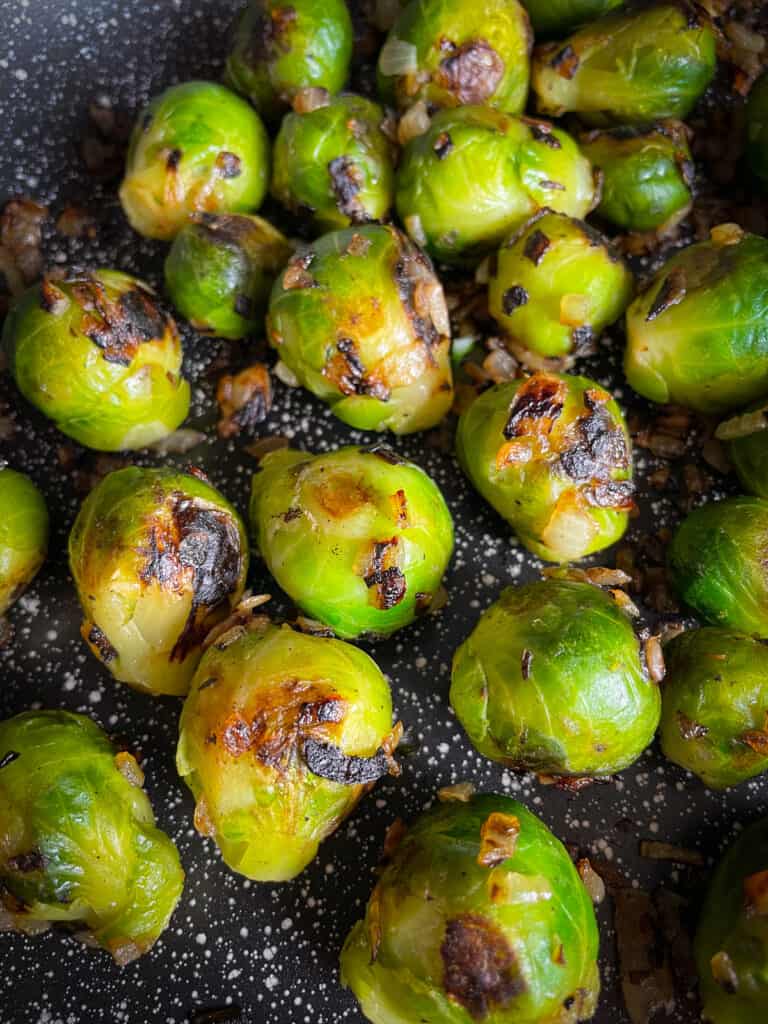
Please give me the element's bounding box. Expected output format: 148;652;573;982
0;468;48;616
747;71;768;188
521;0;624;35
719;398;768;498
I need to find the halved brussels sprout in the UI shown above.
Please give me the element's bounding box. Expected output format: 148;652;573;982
625;228;768;414
533;5;716;126
177;621;398;881
3;269;190;451
341;793;600;1024
451;579;659;775
267;224;453;434
69;466;249;696
395;107;596;267
249;445;454;639
521;0;623;35
164;213;291;340
119;81;270;240
0;710;184;963
456;373;634;562
747;72;768;188
722;399;768;497
0;468;48;616
272;93;395;231
488;212;633;358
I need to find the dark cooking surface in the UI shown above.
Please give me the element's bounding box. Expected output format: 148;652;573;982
1;1;766;1022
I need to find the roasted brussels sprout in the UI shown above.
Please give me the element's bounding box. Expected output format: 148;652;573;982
0;710;184;963
69;466;249;696
272;93;394;231
456;373;634;562
659;628;768;790
341;793;600;1024
267;225;453;433
722;399;768;497
746;72;768;188
2;270;190;451
451;579;659;775
0;468;48;616
164;213;290;340
488;212;633;358
521;0;623;35
177;621;398;881
224;0;353;121
249;445;454;639
119;81;270;241
580;121;694;232
378;0;532;115
625;228;768;414
532;5;716;126
395;107;596;266
669;496;768;638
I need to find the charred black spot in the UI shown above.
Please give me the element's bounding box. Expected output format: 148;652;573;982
8;849;44;873
559;390;630;489
88;624;117;663
502;286;528;315
433;131;454;159
283;506;302;522
523;229;550;266
436;40;505;105
563;995;575;1010
0;750;20;770
222;716;252;755
216;151;242;178
521;649;533;679
394;253;441;349
550;44;580;79
584;480;635;509
364;539;407;610
540;179;565;191
646;267;687;322
76;277;170;366
302;737;394;785
503;376;564;439
360;443;405;465
329;337;391;401
166;148;182;171
571;325;595;352
328;156;367;223
233;294;254;318
441;914;524;1019
415;591;433;616
300;699;344;725
677;710;709;740
678;156;696;188
198;677;218;691
529;123;561;149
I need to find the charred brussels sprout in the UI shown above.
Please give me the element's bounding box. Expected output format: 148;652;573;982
625;229;768;414
164;213;290;339
395;107;596;267
722;400;768;498
451;579;659;775
521;0;623;35
0;468;48;616
2;270;189;451
533;5;716;126
456;373;634;562
747;72;768;188
177;622;398;881
69;467;249;696
0;710;184;962
249;445;454;639
268;225;453;433
488;212;632;359
341;793;600;1024
119;81;269;241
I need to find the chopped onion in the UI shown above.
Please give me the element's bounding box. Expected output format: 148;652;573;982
397;101;430;145
715;406;768;441
273;359;299;388
378;35;418;77
404;212;427;247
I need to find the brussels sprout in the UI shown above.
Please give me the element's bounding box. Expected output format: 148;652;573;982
746;72;768;188
164;213;291;340
271;94;395;231
177;621;398;881
532;5;716;127
722;399;768;498
521;0;624;36
0;468;48;616
119;81;270;241
695;817;768;1023
395;107;596;267
69;466;248;696
0;710;184;963
669;496;768;638
378;0;532;116
488;212;633;358
249;445;454;639
267;225;453;433
625;228;768;415
456;373;634;562
224;0;353;122
580;121;694;232
341;793;600;1024
451;579;659;775
2;270;190;451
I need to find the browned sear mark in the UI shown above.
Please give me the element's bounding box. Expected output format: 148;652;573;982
7;849;44;873
324;337;391;401
86;623;118;664
477;812;520;868
676;710;709;740
328;157;367;222
549;44;580;79
441;914;524;1019
433;131;453;159
216;363;272;438
559;389;633;510
215;151;242;178
363;538;407;610
523;229;550;266
502;285;528;314
503;374;565;440
282;250;315;290
72;276;171;366
436;40;505;105
646;267;687;322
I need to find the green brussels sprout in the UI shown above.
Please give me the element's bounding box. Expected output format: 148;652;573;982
659;628;768;790
721;399;768;497
249;445;454;639
746;72;768;188
341;793;600;1024
625;228;768;415
521;0;624;36
164;213;291;340
0;468;48;616
0;710;184;963
378;0;532;115
488;212;633;358
2;270;190;452
695;817;768;1023
119;81;270;241
224;0;353;122
395;107;597;267
271;94;395;231
532;5;717;127
69;466;249;697
451;579;659;775
456;373;634;562
177;621;398;881
267;224;453;434
580;121;694;232
669;496;768;639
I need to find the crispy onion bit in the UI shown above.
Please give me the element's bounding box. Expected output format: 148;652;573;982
438;781;476;803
